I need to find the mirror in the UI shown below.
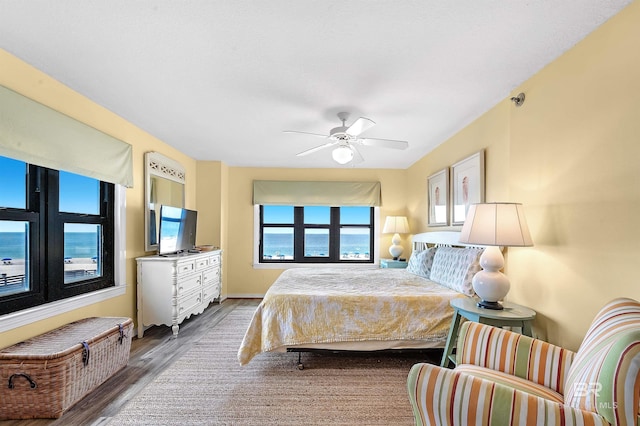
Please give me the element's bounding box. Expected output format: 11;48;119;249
145;152;186;252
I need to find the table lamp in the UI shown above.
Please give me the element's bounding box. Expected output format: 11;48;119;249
459;203;533;310
383;216;410;260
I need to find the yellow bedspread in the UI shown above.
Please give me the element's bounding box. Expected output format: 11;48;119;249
238;267;465;365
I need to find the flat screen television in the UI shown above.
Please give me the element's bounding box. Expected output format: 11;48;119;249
158;205;198;255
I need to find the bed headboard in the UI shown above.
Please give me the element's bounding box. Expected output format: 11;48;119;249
412;231;484;251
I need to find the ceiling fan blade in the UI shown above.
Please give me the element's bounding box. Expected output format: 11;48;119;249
296;142;335;157
283;130;329;138
345;117;375;137
360;137;409;150
350;144;365;164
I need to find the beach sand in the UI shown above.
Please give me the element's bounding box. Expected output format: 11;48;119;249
0;258;97;280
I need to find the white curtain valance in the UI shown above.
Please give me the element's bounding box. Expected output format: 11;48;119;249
0;85;133;188
253;180;381;206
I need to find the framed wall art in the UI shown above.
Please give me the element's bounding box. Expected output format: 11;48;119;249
451;150;485;225
427;168;449;226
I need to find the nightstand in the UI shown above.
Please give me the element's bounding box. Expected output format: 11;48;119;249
380;259;408;269
441;297;536;368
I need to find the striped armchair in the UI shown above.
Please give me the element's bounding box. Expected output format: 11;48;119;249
407;298;640;426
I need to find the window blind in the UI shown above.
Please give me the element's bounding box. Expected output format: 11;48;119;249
0;85;133;188
253;180;381;206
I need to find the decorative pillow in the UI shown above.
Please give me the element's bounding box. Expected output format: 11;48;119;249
429;246;483;295
406;247;437;278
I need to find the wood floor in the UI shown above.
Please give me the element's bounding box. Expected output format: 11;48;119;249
1;298;260;426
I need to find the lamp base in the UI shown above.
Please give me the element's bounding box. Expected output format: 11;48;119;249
472;246;510;311
388;233;404;260
477;300;504;310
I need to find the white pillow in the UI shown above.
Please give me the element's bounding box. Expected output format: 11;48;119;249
406;247;437;278
429;246;483;295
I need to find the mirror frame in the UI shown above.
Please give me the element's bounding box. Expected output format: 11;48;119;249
144;152;186;252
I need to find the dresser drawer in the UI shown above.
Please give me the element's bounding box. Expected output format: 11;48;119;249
209;254;221;268
195;257;210;271
202;283;220;302
202;267;220;286
177;290;202;319
176;273;201;296
176;260;196;276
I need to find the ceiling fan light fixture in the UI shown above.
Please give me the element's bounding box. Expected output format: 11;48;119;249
288;112;408;164
332;145;354;164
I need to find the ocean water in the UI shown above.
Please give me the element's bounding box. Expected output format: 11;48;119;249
0;232;99;259
264;233;370;258
64;232;100;258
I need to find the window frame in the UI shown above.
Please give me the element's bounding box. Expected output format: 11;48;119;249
0;161;120;317
254;205;381;268
0;185;126;332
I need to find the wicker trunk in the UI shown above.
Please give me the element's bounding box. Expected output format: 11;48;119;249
0;316;133;419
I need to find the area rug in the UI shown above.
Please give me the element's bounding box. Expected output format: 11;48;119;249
109;306;433;425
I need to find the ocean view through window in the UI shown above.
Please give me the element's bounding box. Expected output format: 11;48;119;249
260;205;373;263
0;155;114;315
63;224;102;283
0;223;30;296
263;230;371;259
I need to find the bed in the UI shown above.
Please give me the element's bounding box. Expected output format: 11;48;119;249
237;231;484;366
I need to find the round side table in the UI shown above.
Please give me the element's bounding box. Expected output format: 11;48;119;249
441;297;536;368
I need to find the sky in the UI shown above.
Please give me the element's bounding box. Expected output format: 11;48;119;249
0;156;99;232
263;205;370;234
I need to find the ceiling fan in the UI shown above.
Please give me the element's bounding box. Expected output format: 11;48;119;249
284;112;409;164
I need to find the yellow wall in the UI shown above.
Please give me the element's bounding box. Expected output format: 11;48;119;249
406;1;640;350
0;49;198;347
196;160;229;297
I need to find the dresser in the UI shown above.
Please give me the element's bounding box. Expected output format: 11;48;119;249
136;250;222;337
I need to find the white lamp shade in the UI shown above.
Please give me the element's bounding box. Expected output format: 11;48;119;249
383;216;410;234
332;146;354;164
459;203;533;247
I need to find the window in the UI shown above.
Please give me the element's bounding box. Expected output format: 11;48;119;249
259;205;374;263
0;155;115;315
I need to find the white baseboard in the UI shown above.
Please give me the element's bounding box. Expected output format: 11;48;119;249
225;293;265;299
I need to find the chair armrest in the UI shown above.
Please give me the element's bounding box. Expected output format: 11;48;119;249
407;363;607;426
456;321;576;394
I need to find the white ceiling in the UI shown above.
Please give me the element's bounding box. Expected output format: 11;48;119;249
0;1;633;169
